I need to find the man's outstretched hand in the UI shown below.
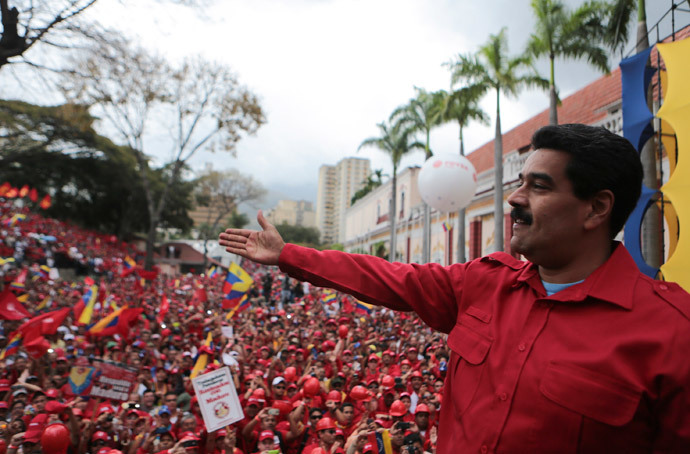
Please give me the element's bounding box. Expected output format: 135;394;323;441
218;210;285;266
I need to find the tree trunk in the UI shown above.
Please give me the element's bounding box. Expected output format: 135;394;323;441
549;57;558;125
145;222;158;270
144;160;183;270
456;125;466;263
422;132;433;263
202;237;209;271
494;89;504;253
390;172;397;262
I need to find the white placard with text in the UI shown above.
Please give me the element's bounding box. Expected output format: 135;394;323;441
191;367;244;432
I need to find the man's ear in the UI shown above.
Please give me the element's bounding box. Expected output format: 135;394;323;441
584;189;614;232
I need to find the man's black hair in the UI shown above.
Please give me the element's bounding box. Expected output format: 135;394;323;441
404;432;423;445
341;401;354;411
531;124;643;237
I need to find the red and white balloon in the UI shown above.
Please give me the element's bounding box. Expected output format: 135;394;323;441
417;154;477;212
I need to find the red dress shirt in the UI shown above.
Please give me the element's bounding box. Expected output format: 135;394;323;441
279;242;690;453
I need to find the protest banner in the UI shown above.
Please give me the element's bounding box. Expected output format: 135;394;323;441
89;359;137;401
192;366;244;432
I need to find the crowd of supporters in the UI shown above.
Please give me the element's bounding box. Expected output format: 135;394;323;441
0;200;448;454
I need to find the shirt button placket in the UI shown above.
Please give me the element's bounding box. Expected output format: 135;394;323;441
517;343;526;352
480;445;488;454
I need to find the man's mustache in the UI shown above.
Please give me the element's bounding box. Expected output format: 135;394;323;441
511;207;533;225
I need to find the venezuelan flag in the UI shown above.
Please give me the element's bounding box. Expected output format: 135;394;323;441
377;430;393;454
78;285;99;325
88;306;127;335
321;290;337;304
207;266;218;279
222;263;253;308
355;300;374;315
0;257;15;266
442;221;452;233
36;295;51;311
17;293;29;303
225;294;250;320
0;332;22;360
3;213;26;227
223;263;253;291
123;256;136;269
36;265;51;279
190;332;213;378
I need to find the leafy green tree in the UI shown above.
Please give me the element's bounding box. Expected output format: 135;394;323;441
438;82;489;262
275;223;321;246
449;28;548;252
359;121;423;262
526;0;610;125
390;88;446;262
225;211;249;229
604;0;648;56
0;99;193;236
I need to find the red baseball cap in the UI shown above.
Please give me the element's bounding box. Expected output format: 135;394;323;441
258;430;275;442
178;431;200;441
92;431;110;442
24;413;48;442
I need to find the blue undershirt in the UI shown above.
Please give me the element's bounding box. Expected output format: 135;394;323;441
542;279;585;296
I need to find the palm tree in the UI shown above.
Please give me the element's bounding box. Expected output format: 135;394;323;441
390;88;446;262
449;28;548;253
438;83;489;262
605;0;649;55
359;121;423;262
526;0;610;125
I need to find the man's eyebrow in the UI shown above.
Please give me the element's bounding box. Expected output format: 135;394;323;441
518;172;555;184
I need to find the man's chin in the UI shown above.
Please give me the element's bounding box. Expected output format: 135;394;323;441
509;238;531;260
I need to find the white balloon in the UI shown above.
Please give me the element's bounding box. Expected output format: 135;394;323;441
417;154;478;212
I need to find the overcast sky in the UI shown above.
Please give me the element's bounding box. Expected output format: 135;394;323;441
16;1;684;211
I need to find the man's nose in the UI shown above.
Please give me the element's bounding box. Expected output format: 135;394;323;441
507;186;526;207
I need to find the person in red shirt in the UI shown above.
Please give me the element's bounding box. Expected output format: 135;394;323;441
362;355;380;385
403;347;421;372
302;417;344;454
220;124;690;452
252;430;278;454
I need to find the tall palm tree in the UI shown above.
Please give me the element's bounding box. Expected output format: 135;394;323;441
449;28;548;253
390;88;446;262
438;83;489;262
359;121;423;262
526;0;610;125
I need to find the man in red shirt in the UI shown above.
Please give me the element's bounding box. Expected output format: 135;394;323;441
220;124;690;452
302;417;344;454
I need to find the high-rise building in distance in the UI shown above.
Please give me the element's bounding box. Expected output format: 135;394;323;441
316;157;370;244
